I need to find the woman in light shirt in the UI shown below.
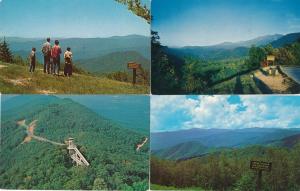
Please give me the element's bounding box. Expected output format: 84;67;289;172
64;47;73;77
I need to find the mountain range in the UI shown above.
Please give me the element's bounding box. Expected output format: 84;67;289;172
0;95;149;190
4;35;150;73
166;32;300;60
151;128;300;160
77;51;150;73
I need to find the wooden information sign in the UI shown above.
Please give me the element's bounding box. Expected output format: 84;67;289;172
250;160;272;191
250;160;272;172
128;62;141;69
127;62;141;85
267;55;275;62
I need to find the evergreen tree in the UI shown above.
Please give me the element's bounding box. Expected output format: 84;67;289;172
0;38;13;63
151;31;180;94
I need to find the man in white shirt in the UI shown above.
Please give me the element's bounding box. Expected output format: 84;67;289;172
41;38;52;74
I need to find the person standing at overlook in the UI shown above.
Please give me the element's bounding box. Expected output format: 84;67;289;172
51;40;62;76
41;38;52;74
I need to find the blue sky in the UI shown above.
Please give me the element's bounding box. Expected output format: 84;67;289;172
151;95;300;132
152;0;300;46
0;0;149;38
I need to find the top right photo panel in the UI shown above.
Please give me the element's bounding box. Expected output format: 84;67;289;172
151;0;300;95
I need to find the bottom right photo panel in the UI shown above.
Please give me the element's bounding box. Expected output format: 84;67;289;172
150;95;300;191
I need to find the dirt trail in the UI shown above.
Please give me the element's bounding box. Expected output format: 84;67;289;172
0;64;8;69
37;90;57;94
5;78;31;86
254;69;290;92
18;119;65;146
136;137;148;151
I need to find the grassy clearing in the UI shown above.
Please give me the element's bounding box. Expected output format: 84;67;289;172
151;184;206;191
0;62;149;94
209;71;262;94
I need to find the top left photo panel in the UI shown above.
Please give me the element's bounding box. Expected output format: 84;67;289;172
0;0;150;94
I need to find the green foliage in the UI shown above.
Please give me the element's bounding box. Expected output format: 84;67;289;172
276;40;300;66
107;71;131;82
92;178;108;190
151;144;300;191
0;39;13;63
209;73;262;94
151;184;206;190
106;68;150;85
115;0;151;23
0;96;149;190
151;31;182;94
246;46;266;69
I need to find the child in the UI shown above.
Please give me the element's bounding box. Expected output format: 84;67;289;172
29;47;36;73
64;47;73;77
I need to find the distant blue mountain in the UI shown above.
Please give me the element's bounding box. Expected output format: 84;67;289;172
152;128;300;160
165;33;300;61
152;141;210;160
271;32;300;48
151;128;300;150
6;35;150;59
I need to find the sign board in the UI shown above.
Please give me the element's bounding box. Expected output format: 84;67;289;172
267;55;275;61
250;160;272;172
127;62;141;69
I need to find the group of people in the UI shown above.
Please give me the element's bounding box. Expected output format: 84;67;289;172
29;38;73;77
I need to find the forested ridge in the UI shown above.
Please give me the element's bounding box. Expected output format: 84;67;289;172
151;143;300;191
0;96;149;190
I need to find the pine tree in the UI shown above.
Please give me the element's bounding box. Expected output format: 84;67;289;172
0;38;13;63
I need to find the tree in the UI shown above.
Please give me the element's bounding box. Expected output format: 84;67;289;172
92;178;108;190
247;46;265;69
151;31;181;94
115;0;151;23
0;38;13;63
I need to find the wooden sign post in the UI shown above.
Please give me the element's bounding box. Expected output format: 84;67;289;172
267;55;275;67
250;160;272;191
127;62;141;85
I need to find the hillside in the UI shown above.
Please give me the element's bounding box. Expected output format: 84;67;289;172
166;46;249;61
0;62;149;94
152;141;210;160
77;51;150;74
0;96;149;190
6;35;150;61
271;32;300;48
64;96;150;133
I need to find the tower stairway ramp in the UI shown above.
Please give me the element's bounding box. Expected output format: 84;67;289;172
66;138;90;166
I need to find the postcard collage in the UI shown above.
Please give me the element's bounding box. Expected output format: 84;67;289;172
1;0;300;190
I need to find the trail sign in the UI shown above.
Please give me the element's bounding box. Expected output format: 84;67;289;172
250;160;272;172
250;160;272;191
267;55;275;62
128;62;141;69
127;62;141;85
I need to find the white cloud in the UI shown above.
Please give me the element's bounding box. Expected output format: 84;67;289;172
151;95;300;131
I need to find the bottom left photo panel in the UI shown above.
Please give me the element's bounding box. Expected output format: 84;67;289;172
0;94;150;190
